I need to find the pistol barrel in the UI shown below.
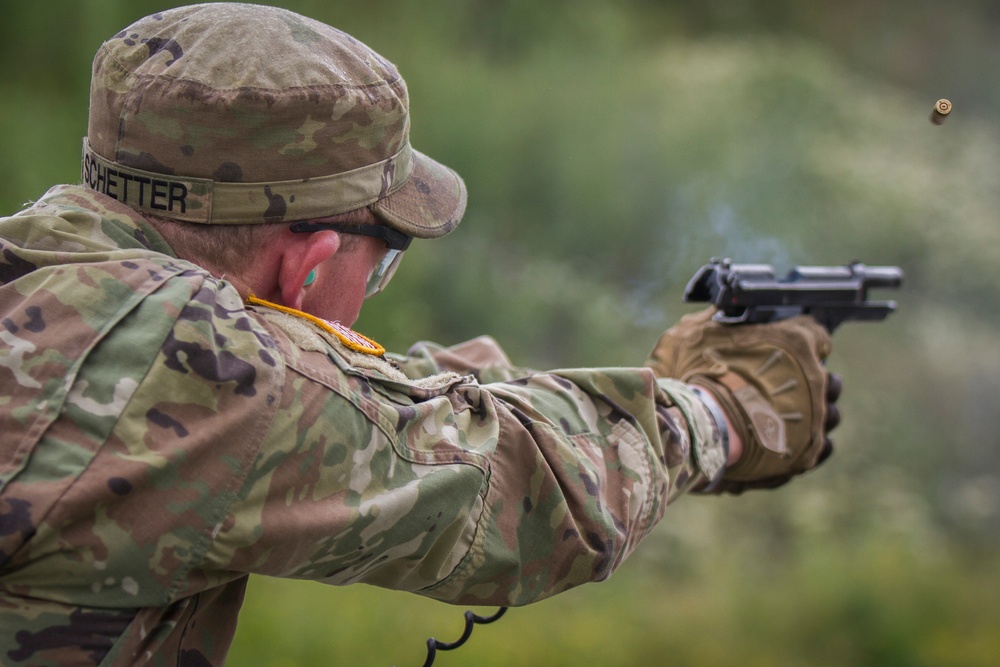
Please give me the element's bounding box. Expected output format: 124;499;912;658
683;258;903;330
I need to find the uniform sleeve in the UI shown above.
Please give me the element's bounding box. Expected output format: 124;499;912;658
0;263;284;610
391;335;537;383
208;322;726;607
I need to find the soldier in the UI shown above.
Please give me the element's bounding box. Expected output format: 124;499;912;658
0;4;836;665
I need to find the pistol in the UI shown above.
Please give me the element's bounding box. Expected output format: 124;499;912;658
683;258;903;331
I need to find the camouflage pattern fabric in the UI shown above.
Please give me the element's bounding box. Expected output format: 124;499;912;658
0;186;724;665
83;4;466;237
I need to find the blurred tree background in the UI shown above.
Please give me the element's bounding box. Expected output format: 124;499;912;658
3;1;999;665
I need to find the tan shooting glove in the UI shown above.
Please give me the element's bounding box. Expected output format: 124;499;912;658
647;308;838;493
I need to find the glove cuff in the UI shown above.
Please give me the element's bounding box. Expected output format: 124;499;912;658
689;375;784;480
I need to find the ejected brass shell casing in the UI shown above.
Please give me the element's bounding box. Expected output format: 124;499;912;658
930;99;952;125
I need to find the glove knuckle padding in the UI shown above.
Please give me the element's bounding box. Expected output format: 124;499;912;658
647;309;832;489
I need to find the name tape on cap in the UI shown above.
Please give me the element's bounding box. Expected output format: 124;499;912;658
81;138;413;225
82;139;213;223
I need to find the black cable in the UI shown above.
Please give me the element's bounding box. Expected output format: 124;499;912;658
420;607;508;667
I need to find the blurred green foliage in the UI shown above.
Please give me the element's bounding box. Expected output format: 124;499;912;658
3;1;999;665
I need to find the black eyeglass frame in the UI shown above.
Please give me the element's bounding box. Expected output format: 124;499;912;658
289;220;413;251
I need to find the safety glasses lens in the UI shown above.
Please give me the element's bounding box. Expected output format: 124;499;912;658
365;249;404;297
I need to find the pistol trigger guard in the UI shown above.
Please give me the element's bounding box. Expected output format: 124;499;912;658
713;309;751;325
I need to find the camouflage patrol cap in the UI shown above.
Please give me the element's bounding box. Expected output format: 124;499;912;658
82;3;465;238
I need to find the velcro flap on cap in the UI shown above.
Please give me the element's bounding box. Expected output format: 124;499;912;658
82;138;413;224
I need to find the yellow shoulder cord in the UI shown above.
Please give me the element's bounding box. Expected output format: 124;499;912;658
245;294;386;356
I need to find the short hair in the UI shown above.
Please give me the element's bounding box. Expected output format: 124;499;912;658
145;207;376;276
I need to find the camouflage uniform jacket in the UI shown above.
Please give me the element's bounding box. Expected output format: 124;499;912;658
0;185;726;665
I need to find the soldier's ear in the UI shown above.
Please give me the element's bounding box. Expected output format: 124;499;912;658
278;230;341;310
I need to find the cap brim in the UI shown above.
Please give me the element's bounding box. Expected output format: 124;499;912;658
371;149;467;239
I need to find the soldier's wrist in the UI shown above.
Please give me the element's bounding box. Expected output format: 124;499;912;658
689;385;732;491
655;377;729;487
